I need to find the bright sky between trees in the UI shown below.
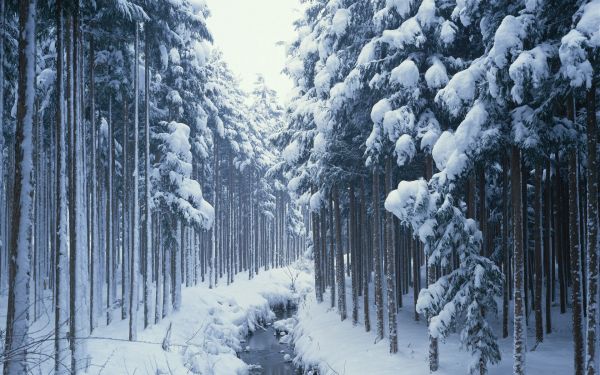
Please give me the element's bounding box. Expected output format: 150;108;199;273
204;0;300;100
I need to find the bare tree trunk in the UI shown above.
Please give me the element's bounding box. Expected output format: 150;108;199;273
89;34;98;333
512;145;526;375
502;151;510;339
4;0;36;373
143;24;152;330
328;196;335;308
586;82;599;375
333;186;346;320
556;152;567;314
360;177;370;332
106;97;114;325
312;187;323;303
55;1;71;371
349;185;358;324
544;157;552;335
384;159;398;353
412;232;419;321
129;22;140;342
534;162;544;344
567;98;584;375
372;170;384;340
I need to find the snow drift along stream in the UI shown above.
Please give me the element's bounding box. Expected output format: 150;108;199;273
81;261;313;374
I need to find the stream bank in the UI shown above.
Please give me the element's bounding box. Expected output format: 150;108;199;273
240;302;302;375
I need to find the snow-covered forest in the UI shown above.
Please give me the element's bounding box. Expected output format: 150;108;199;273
0;0;599;374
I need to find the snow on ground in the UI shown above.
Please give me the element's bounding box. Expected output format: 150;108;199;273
0;261;313;375
85;263;312;374
0;261;577;375
293;274;574;375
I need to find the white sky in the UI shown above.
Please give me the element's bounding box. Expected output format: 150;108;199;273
204;0;300;100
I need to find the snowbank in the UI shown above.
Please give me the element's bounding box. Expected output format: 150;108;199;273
0;262;312;375
293;278;575;375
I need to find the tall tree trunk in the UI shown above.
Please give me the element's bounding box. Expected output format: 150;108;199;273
412;232;419;321
567;98;584;375
349;185;358;324
69;6;90;373
55;1;70;371
89;35;98;333
143;24;152;330
0;0;5;293
129;22;140;342
4;0;36;373
556;152;567;314
372;170;384;340
534;162;544;344
360;177;370;332
586;82;599;375
333;186;346;320
106;97;114;325
502;151;510;339
312;188;323;303
544;158;552;335
384;159;398;353
122;98;129;320
328;196;336;308
512;145;526;375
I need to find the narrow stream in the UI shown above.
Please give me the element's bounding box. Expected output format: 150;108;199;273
240;304;302;375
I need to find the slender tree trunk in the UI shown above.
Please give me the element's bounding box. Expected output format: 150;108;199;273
544;158;552;335
534;162;544;344
567;98;584;375
384;159;398;353
349;185;358;324
502;151;510;339
312;188;323;303
143;24;152;330
333;186;346;320
412;233;419;321
129;23;140;341
328;196;336;308
360;177;370;332
89;35;98;333
586;82;599;375
512;145;526;375
106;97;114;325
55;1;70;371
122;98;129;320
556;152;567;314
4;1;36;373
155;212;163;323
372;170;384;340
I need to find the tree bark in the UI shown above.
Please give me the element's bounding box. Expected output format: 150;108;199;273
512;145;526;375
586;82;599;375
55;1;70;371
4;1;36;373
129;22;140;341
567;97;584;375
384;159;398;353
372;170;384;340
534;162;544;344
360;177;370;332
333;186;346;320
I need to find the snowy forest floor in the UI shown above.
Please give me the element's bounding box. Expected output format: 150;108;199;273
293;274;575;375
0;261;314;375
0;261;575;375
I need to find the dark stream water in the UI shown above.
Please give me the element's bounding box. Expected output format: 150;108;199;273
240;304;302;375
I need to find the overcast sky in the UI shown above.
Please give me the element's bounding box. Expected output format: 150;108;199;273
204;0;300;100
